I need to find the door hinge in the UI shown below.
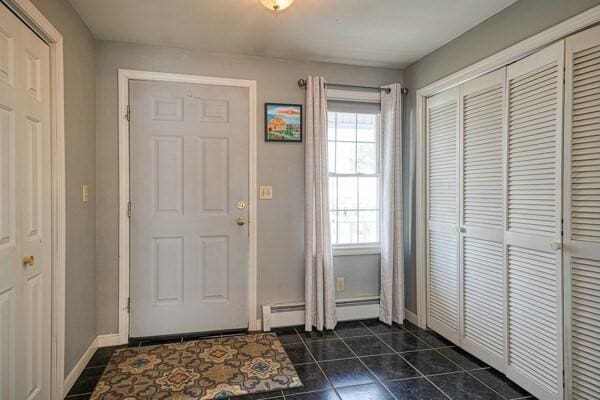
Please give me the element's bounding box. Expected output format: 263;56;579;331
127;201;132;218
125;105;131;122
127;297;131;313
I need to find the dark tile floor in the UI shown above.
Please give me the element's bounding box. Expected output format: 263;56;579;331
66;320;536;400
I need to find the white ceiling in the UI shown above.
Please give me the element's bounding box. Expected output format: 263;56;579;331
68;0;517;69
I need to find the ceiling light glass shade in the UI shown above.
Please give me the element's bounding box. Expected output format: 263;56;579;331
259;0;295;12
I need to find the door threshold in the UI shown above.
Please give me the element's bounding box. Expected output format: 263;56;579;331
128;328;251;347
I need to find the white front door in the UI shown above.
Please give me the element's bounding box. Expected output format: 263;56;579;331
0;4;52;400
129;80;250;338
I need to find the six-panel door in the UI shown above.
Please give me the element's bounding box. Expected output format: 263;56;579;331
0;3;52;400
129;80;250;338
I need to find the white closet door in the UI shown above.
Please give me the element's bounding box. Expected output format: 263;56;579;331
564;25;600;400
505;41;564;400
459;68;506;371
0;4;52;399
426;87;460;343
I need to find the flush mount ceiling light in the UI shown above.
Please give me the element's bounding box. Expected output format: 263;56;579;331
259;0;295;12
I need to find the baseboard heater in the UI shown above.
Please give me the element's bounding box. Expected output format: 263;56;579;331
262;297;380;331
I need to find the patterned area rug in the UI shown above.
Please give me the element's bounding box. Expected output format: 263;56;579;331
90;333;302;399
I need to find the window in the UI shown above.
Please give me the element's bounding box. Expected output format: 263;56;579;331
328;106;381;252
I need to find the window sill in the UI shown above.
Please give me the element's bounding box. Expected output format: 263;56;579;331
333;245;381;257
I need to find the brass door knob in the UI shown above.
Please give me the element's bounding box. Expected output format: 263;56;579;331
236;217;246;226
23;256;35;266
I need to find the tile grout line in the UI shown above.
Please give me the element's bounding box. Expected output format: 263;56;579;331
398;325;532;400
334;323;400;400
431;344;480;371
353;321;452;355
295;327;342;399
402;327;454;351
324;329;368;400
422;332;532;400
289;342;458;359
372;322;455;400
390;352;454;400
360;320;457;399
464;368;521;400
376;328;450;353
289;355;361;364
298;323;413;399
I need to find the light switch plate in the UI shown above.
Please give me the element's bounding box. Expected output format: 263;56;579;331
259;185;273;200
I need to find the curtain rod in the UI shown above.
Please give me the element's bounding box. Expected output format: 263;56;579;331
297;78;408;95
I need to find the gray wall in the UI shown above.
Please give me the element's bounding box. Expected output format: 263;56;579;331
30;0;97;374
31;0;595;363
95;40;402;334
402;0;600;312
334;255;381;300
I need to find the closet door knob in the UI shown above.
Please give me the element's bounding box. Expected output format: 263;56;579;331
550;241;561;251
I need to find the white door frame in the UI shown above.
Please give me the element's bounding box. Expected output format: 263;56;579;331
1;0;66;398
414;4;600;329
118;69;258;344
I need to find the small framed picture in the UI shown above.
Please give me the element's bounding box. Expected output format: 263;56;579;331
265;103;303;142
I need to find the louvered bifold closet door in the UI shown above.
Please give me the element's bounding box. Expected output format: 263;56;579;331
426;87;460;343
505;41;564;400
565;25;600;400
459;69;506;371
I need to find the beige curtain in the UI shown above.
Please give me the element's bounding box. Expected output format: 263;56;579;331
379;83;404;325
304;76;336;331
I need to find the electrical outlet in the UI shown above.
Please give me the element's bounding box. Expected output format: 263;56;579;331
336;277;345;292
82;184;89;203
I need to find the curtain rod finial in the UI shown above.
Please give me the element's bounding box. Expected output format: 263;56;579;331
298;78;307;88
401;88;409;95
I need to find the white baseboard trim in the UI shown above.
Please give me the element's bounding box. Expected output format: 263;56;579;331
62;333;121;397
262;297;381;331
262;299;424;331
63;337;98;397
97;333;120;348
336;300;380;322
404;309;419;326
266;308;304;330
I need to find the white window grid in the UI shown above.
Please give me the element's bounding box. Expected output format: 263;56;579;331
327;111;382;248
